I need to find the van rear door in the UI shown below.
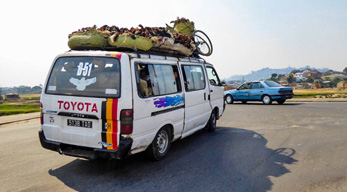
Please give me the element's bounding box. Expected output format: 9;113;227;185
41;54;130;150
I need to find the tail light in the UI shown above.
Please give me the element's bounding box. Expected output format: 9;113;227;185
120;109;133;134
278;90;284;94
40;102;44;125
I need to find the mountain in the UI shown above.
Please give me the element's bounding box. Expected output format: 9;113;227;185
226;66;331;81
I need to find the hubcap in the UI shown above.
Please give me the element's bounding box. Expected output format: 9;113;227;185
226;96;232;103
263;96;270;104
156;130;168;154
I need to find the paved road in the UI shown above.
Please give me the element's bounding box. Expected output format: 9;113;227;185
0;102;346;192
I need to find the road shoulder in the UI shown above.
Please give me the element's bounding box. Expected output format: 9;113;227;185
0;112;40;126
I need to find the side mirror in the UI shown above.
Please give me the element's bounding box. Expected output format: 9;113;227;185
221;81;226;86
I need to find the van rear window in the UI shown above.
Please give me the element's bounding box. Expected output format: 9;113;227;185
46;57;121;98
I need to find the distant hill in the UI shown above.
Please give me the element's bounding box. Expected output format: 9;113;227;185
226;66;331;81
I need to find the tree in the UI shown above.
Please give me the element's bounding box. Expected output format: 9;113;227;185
332;77;342;86
287;74;296;83
270;73;279;82
306;76;314;83
31;86;42;94
343;67;347;74
271;73;278;80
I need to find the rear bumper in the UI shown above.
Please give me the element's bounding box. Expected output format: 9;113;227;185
271;94;294;100
38;130;132;160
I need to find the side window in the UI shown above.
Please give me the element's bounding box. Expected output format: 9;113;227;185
181;65;206;91
206;67;221;86
251;82;262;89
137;63;181;98
238;84;247;90
239;83;251;90
260;83;264;88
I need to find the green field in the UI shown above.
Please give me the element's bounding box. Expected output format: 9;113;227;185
0;94;41;116
0;103;40;116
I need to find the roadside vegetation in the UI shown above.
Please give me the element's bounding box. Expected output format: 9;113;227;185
294;88;347;98
0;103;40;116
20;94;41;101
0;94;40;116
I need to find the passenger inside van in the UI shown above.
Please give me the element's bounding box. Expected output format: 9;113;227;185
138;64;152;97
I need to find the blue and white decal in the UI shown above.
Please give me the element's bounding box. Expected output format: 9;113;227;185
153;95;184;108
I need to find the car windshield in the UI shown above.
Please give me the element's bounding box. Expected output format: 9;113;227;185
46;56;121;98
264;81;281;87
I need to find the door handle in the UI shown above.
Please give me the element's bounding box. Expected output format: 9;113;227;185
210;90;213;92
260;91;263;92
204;93;206;100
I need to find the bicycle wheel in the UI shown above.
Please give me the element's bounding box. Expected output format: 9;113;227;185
193;30;213;56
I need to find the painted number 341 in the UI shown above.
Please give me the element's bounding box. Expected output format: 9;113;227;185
77;62;93;77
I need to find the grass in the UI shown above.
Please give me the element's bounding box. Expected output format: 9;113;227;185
0;103;40;116
294;88;347;98
0;94;41;116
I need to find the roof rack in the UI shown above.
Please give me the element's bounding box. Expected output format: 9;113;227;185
69;47;141;58
69;47;206;63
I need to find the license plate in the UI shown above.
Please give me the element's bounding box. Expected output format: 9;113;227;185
67;119;92;128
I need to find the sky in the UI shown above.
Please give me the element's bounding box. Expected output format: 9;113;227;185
1;0;347;87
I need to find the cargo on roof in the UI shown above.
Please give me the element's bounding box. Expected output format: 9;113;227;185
67;17;213;57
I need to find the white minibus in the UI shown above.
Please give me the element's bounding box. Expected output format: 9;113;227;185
39;50;224;160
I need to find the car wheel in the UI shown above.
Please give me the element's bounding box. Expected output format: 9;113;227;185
145;127;171;161
277;99;286;105
241;101;247;104
262;95;272;105
225;95;234;104
207;111;217;132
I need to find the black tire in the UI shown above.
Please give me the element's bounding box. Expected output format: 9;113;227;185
262;95;272;105
207;111;217;132
225;94;234;104
145;127;171;161
277;99;286;105
193;30;213;56
241;101;247;104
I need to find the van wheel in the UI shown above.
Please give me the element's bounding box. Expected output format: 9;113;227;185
145;127;171;161
207;111;217;132
262;95;272;105
225;95;234;104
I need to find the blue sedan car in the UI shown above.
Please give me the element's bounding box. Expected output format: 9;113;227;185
224;81;294;105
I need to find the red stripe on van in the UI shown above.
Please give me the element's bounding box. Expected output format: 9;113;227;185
112;120;118;150
112;99;118;120
112;99;118;150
